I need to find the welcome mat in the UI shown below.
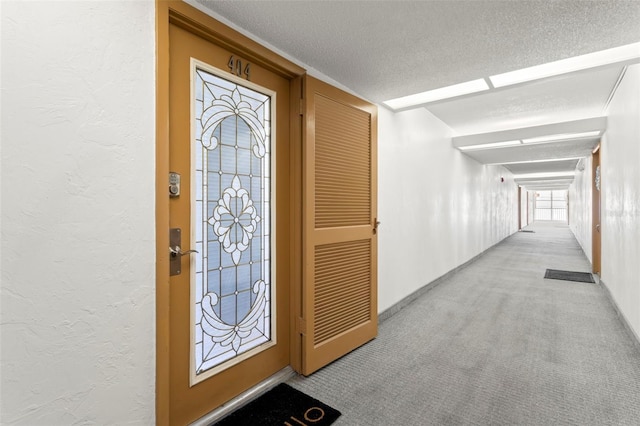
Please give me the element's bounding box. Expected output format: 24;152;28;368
520;229;535;233
213;383;341;426
544;269;595;283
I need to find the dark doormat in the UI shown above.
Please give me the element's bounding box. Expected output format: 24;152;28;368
520;229;535;233
212;383;341;426
544;269;595;283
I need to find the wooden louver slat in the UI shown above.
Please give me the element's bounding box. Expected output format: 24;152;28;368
314;94;371;229
313;240;372;345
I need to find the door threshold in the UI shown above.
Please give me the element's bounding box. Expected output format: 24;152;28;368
190;366;297;425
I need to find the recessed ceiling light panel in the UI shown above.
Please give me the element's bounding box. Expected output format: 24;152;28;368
384;79;490;110
458;140;522;151
521;130;601;144
514;171;576;179
490;42;640;88
487;156;583;166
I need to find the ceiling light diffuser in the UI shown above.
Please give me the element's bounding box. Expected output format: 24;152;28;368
486;156;583;166
521;130;601;144
458;140;522;151
384;79;490;110
490;42;640;88
514;171;576;180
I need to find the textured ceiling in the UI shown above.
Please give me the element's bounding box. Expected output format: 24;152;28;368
196;0;640;103
194;0;640;190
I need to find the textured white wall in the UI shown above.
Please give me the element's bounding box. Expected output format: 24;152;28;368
600;64;640;339
569;156;593;262
377;107;518;313
569;64;640;340
1;1;156;424
527;190;535;225
521;191;525;227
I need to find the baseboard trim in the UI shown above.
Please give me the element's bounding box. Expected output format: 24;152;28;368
598;278;640;353
379;233;511;323
190;366;296;426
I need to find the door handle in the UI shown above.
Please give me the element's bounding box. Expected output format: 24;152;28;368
169;246;198;258
169;227;197;276
373;219;381;234
596;224;600;232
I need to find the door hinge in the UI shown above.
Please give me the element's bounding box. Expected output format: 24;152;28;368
297;317;307;335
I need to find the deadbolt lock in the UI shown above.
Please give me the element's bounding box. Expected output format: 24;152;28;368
169;172;181;197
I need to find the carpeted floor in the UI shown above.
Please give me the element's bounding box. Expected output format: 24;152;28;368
287;222;640;425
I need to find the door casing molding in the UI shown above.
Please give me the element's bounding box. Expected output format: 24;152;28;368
591;143;602;274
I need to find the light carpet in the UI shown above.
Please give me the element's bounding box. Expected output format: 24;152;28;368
287;222;640;425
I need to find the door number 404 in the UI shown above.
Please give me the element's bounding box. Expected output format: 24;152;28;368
228;55;251;81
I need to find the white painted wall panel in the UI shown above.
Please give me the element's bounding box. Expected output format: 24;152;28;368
1;1;156;424
570;65;640;340
601;64;640;339
377;107;518;313
569;156;593;262
520;188;527;228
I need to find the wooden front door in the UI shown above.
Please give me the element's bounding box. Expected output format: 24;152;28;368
157;4;303;424
300;76;378;375
518;186;522;230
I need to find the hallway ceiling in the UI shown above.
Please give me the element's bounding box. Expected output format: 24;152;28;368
194;0;640;191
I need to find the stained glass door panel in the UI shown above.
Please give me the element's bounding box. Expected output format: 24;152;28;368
191;60;275;384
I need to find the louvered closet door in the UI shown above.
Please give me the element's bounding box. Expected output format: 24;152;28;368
302;76;378;375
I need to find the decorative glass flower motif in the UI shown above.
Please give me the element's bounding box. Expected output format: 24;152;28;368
200;88;267;157
200;280;267;353
209;176;260;265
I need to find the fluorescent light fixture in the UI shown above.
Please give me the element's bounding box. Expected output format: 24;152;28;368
488;156;583;166
514;171;575;179
490;42;640;88
384;79;490;109
458;140;522;151
521;130;601;144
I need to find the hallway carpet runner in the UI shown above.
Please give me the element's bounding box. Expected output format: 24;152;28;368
212;383;341;426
